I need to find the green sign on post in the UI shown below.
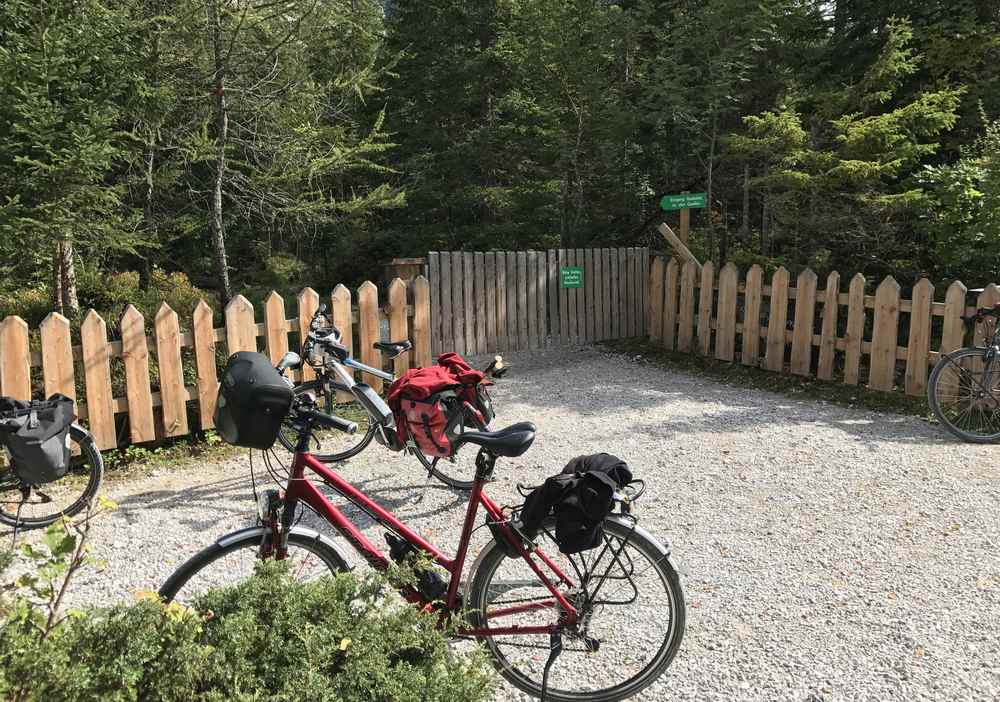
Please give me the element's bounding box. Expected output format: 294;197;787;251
560;266;583;288
660;192;707;211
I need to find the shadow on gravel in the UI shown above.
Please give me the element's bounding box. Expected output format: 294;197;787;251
625;406;942;447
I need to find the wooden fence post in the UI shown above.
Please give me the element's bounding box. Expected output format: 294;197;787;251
663;258;679;350
764;267;790;372
940;280;967;354
451;252;465;354
506;252;518;350
0;316;30;401
527;251;540;349
869;276;901;391
463;252;475;353
649;256;665;344
155;303;189;437
697;261;715;355
120;305;155;443
496;252;508;350
264;291;288;365
904;278;934;396
297;287;319;382
715;262;739;361
412;275;432;368
602;248;613;341
677;260;698;352
388;278;410;375
537;251;548;347
843;273;866;385
331;284;354;400
474;252;487;353
485;254;497;351
40;312;75;402
80;310;116;450
427;252;441;356
617;248;629;339
817;272;840;381
358;281;382;392
742;265;763;367
790;269;818;376
438;252;454;353
192;300;218;429
225;295;256;354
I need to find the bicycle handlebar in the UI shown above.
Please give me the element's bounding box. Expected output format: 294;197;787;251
301;408;357;435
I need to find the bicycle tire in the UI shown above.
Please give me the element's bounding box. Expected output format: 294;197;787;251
0;424;104;529
158;527;350;603
928;346;1000;443
277;379;377;461
467;515;685;702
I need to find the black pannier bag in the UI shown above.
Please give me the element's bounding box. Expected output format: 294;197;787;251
0;394;75;485
517;453;633;555
214;352;294;449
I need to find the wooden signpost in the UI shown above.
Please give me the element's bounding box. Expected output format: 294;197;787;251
660;191;707;244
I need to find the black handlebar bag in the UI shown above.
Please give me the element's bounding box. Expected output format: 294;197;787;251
0;394;75;485
214;352;294;449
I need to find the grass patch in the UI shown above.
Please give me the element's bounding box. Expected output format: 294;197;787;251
602;339;933;419
101;430;243;481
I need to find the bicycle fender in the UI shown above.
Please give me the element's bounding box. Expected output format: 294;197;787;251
216;525;354;572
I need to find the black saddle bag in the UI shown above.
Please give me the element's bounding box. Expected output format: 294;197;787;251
513;453;633;555
0;394;76;485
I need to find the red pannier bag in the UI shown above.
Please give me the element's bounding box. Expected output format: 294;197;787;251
436;352;494;425
386;365;461;457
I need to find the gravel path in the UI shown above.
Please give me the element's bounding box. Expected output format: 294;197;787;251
13;347;1000;701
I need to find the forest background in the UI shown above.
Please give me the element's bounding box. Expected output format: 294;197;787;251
1;0;998;325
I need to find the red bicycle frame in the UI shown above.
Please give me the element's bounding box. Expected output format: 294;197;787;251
281;449;579;637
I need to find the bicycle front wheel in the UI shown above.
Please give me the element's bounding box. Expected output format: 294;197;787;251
467;515;685;702
159;527;349;604
928;347;1000;443
0;424;104;529
277;379;377;461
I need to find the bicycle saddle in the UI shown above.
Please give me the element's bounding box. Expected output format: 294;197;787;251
373;339;412;359
454;421;536;458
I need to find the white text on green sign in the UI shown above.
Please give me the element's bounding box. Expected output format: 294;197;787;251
560;267;583;288
660;193;707;211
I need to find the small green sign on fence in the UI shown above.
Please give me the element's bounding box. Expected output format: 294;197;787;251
660;192;707;211
560;266;584;288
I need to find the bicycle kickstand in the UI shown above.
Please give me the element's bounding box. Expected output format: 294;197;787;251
540;629;563;702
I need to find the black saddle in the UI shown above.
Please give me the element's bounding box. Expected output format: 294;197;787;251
373;339;412;359
454;422;536;458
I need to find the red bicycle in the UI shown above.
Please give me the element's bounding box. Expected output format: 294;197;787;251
159;399;684;701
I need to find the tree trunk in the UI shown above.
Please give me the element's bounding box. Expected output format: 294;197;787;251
59;239;79;316
52;243;63;315
208;0;232;303
740;163;750;240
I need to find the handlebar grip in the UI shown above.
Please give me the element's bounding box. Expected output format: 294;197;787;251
303;409;357;435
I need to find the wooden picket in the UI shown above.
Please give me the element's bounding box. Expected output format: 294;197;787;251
40;313;74;401
412;276;432;368
297;288;319;382
192;300;217;429
80;310;116;450
357;281;382;393
155;303;188;438
0;316;30;401
120;305;155;443
388;278;410;375
647;259;995;397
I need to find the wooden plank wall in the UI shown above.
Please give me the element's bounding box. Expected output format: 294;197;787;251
647;256;989;397
427;247;649;355
2;277;433;451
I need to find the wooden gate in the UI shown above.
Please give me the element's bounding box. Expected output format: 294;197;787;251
426;248;649;355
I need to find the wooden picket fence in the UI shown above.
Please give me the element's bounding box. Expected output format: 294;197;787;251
0;278;432;451
427;248;649;355
648;258;1000;396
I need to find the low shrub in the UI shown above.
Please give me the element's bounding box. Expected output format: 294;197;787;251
0;521;493;702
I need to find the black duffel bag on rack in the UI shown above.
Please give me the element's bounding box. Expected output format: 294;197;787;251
0;394;76;485
517;453;633;555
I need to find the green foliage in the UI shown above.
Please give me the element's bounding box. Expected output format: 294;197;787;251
0;536;493;702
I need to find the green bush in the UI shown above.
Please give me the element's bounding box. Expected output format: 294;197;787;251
0;525;493;702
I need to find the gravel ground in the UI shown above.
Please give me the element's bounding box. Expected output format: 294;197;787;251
11;347;1000;701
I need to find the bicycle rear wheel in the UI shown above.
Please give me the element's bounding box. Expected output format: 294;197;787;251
159;527;349;604
467;516;685;702
928;347;1000;443
0;424;103;529
409;407;485;490
277;379;376;461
